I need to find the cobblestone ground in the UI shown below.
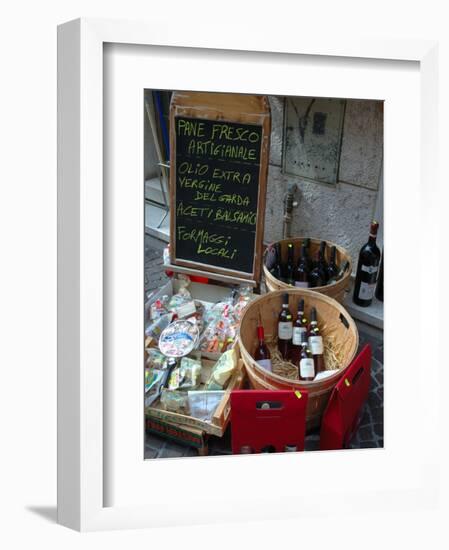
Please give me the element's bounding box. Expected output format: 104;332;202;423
144;235;384;458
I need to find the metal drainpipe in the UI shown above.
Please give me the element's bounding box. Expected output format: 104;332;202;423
283;182;299;239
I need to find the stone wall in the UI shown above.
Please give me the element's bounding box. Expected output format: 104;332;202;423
264;96;383;267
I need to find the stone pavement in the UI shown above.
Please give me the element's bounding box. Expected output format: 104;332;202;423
144;234;384;458
145;235;168;294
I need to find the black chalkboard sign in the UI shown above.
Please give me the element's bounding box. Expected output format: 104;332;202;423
172;114;266;278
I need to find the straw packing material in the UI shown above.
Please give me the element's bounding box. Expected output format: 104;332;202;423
265;334;344;381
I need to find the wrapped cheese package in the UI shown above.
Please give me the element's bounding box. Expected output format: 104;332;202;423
205;349;237;390
167;357;202;391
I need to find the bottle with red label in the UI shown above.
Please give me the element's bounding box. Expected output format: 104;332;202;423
307;307;325;375
353;220;381;307
254;326;272;372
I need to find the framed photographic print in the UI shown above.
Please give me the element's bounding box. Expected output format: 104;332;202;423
58;17;441;532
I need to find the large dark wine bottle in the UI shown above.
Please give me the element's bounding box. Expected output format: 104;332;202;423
353;221;381;307
277;293;293;360
293;243;310;288
375;249;383;302
254;326;272;372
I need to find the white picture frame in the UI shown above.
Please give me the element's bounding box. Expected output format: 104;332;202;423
57;17;441;532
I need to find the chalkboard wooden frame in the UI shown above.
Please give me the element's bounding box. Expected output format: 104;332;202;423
169;92;271;283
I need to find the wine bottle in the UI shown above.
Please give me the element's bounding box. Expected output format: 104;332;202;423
298;331;315;381
278;293;293;360
284;243;295;285
303;238;313;272
254;326;272;372
265;244;276;270
318;241;329;283
308;249;326;288
326;246;339;283
291;299;308;364
353;221;381;307
293;244;310;288
308;307;325;374
328;260;350;284
270;242;283;281
375;249;383;302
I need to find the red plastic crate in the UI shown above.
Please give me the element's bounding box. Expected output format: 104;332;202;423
231;389;309;454
320;344;372;450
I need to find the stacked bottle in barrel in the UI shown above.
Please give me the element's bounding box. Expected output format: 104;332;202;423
269;239;349;288
254;294;326;382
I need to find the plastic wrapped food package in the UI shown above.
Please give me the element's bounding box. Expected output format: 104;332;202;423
232;285;254;319
167;357;202;390
198;288;254;352
167;286;192;311
144;369;166;407
187;391;225;421
159;319;200;357
172;299;197;319
145;279;173;322
145;312;173;340
188;301;206;333
203;300;233;326
199;317;233;354
205;349;237;390
150;296;170;321
145;348;168;370
165;285;207;322
160;388;189;413
175;273;191;289
200;300;234;353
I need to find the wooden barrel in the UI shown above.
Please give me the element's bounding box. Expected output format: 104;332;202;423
237;288;359;430
263;237;352;304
